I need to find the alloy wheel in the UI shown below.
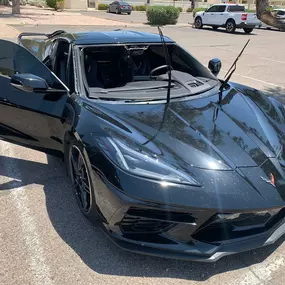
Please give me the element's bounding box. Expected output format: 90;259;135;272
69;145;92;212
226;21;236;33
195;18;202;29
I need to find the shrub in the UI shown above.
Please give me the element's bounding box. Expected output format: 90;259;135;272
178;7;182;12
193;7;206;17
245;9;256;12
134;5;146;11
187;7;193;13
46;0;56;9
46;0;63;10
98;3;109;10
146;6;180;25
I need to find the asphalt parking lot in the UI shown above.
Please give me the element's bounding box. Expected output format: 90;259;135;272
1;22;285;285
79;10;193;24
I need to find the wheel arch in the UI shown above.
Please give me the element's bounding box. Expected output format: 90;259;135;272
226;18;236;25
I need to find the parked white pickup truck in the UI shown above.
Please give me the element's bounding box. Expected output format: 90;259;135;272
194;4;262;34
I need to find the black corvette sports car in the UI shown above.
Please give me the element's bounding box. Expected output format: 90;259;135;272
1;30;285;262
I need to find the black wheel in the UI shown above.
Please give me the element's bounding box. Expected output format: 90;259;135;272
194;17;203;29
212;26;219;30
226;19;236;33
243;28;253;34
67;139;99;222
128;12;131;15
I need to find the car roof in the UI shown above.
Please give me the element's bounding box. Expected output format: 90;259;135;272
66;30;174;45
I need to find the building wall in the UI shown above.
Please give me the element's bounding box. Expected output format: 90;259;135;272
65;0;88;9
66;0;285;10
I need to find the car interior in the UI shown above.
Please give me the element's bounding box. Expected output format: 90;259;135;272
83;44;215;91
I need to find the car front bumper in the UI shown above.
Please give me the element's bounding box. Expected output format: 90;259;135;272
104;219;285;262
95;171;285;262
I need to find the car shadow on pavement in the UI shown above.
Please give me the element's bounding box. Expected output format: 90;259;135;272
1;153;285;281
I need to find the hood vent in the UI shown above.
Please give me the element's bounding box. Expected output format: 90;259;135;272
188;80;203;88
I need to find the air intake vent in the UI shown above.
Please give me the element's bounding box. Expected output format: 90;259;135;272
120;208;196;234
188;80;203;88
120;215;174;234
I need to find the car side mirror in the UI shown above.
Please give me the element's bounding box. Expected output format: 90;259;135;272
10;73;49;93
208;58;222;76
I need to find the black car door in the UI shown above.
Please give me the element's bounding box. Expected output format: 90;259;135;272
0;39;70;156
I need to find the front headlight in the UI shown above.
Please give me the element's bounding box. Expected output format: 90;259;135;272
92;133;200;186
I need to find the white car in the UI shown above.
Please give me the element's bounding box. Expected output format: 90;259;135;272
194;4;262;34
261;9;285;31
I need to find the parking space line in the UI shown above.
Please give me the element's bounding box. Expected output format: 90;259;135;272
1;142;53;285
221;69;284;88
261;57;285;64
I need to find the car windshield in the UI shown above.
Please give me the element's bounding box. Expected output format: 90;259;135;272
82;44;219;101
120;2;129;5
227;5;245;12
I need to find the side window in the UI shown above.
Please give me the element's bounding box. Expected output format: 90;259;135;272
207;6;218;13
216;5;226;12
52;40;70;86
0;39;64;90
67;47;75;94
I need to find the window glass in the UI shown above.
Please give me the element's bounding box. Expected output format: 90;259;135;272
216;5;226;12
0;39;64;90
207;6;218;12
227;5;245;12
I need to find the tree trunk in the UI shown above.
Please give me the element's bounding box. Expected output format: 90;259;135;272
190;0;195;10
256;0;285;31
12;0;20;14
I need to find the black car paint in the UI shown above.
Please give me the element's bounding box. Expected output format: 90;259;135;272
1;31;285;262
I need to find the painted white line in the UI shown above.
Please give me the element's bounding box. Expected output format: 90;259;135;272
261;57;285;64
1;141;53;285
234;73;284;88
220;69;284;88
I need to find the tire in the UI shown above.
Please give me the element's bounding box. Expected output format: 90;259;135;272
128;12;131;15
67;138;99;222
225;19;236;33
243;28;253;34
194;17;203;29
212;26;219;30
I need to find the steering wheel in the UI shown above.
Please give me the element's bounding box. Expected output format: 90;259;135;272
150;65;172;78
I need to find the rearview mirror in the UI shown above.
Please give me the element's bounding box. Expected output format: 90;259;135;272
208;58;221;76
10;73;49;93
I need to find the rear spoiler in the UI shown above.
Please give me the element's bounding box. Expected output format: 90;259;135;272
18;30;66;42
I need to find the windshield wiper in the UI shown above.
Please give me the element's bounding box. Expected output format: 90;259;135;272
218;39;250;105
157;26;172;104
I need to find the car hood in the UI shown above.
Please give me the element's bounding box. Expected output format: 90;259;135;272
93;84;285;171
86;84;285;209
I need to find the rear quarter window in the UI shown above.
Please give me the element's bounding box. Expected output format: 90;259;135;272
227;5;245;12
